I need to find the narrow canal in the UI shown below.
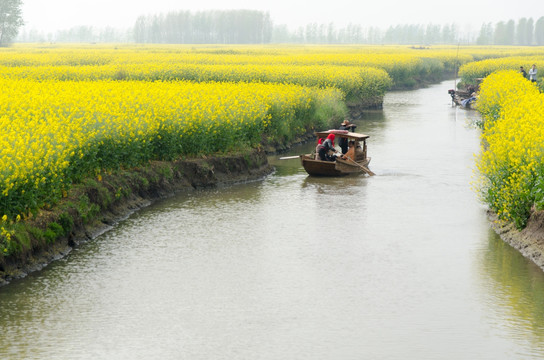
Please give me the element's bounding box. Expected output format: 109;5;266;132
2;80;544;359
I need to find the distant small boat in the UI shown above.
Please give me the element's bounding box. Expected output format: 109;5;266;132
448;89;477;109
299;130;373;177
448;79;481;109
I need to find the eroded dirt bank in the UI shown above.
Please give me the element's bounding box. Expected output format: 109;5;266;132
489;210;544;271
0;149;273;286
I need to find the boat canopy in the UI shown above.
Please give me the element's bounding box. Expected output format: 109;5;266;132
315;130;369;141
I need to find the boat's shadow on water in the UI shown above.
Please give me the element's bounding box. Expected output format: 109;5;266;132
299;168;422;185
300;173;369;192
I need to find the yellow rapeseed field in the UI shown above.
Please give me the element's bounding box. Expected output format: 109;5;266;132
0;63;391;102
0;76;345;226
460;56;544;87
475;70;544;228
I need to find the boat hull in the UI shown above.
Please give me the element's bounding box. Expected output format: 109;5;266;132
300;155;371;177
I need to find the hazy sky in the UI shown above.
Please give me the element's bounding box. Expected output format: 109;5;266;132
21;0;543;32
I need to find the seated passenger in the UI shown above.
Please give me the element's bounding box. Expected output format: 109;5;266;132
318;134;337;162
315;138;324;160
354;143;365;161
342;141;356;161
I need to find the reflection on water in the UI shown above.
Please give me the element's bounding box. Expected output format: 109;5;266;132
480;229;544;353
2;80;544;359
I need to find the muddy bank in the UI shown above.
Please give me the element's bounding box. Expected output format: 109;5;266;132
489;210;544;271
347;98;384;119
0;149;273;286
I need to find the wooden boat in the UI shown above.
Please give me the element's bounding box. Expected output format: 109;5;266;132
448;79;481;109
300;130;373;177
448;89;477;109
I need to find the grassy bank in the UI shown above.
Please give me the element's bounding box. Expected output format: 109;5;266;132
0;149;272;284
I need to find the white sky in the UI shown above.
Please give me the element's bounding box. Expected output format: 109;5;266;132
21;0;543;33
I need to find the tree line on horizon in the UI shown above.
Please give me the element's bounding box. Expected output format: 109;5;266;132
273;23;458;44
133;10;273;44
476;17;544;45
13;9;544;46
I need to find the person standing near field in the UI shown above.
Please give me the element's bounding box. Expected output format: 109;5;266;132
520;66;528;79
529;64;538;82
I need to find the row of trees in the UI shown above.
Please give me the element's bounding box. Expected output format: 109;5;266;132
6;4;544;46
133;10;273;44
276;19;544;45
15;20;464;45
17;26;132;43
477;17;544;45
272;23;383;44
273;23;459;44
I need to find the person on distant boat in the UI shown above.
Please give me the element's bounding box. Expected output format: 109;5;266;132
461;92;478;108
338;120;357;154
529;64;538;83
318;133;337;162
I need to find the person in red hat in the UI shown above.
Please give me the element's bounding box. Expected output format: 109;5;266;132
318;133;338;162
